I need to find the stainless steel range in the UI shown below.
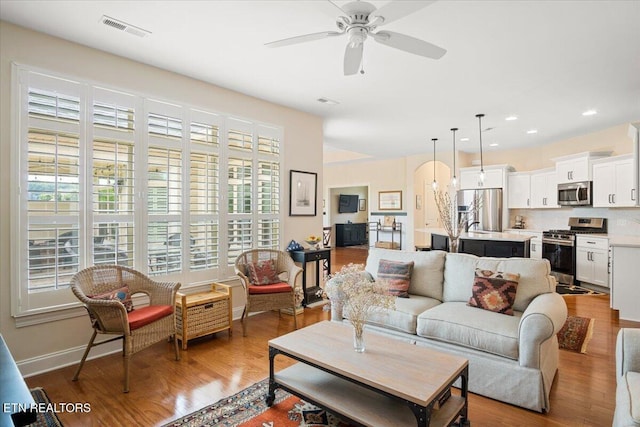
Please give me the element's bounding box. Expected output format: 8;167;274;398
542;217;607;285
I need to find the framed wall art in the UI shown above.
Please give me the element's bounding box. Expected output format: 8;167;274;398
359;199;366;211
289;170;317;216
378;190;402;210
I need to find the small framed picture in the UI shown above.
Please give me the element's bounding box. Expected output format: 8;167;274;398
378;190;402;210
358;199;366;211
289;170;317;216
416;194;422;210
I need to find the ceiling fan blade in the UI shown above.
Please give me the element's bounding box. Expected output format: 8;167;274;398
372;30;446;59
370;0;436;26
344;43;363;76
326;0;347;15
265;31;343;48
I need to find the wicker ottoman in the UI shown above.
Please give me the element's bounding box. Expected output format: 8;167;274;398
175;283;232;350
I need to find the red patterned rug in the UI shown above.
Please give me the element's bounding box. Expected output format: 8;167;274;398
557;315;595;353
163;379;352;427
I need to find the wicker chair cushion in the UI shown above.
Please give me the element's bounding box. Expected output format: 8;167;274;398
247;282;292;295
128;305;173;330
89;285;134;312
247;259;280;285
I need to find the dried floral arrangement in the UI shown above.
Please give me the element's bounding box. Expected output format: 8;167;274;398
434;189;482;252
320;263;395;342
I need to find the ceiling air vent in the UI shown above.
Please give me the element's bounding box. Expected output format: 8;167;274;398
317;97;340;105
101;15;151;38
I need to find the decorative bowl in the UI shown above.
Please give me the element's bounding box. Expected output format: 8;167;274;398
305;238;322;249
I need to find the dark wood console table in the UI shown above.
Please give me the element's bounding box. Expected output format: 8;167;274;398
289;248;331;307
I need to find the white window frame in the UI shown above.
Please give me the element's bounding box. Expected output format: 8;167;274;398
10;64;284;323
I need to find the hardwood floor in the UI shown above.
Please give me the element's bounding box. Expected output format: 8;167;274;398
25;247;639;426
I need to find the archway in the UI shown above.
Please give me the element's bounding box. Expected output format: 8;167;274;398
413;160;451;247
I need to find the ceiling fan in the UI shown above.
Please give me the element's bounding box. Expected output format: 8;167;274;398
265;0;446;76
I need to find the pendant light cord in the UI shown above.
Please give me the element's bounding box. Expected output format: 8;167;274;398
450;128;458;184
476;114;485;173
432;138;438;190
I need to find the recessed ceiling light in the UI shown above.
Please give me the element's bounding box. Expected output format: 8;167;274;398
489;143;499;147
505;115;518;121
460;137;470;142
527;129;538;134
317;97;340;105
582;109;597;116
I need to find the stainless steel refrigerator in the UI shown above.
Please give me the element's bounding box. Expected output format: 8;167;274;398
456;188;503;232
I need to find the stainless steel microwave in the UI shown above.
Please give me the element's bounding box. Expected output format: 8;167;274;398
557;181;592;206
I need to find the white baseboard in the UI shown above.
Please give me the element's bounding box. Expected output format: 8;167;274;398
19;339;122;378
19;308;247;378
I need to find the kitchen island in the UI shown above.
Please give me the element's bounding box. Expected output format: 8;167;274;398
431;231;532;258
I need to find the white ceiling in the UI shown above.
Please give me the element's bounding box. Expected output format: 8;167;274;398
2;1;639;162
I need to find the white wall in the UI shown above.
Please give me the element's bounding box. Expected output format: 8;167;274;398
0;22;323;369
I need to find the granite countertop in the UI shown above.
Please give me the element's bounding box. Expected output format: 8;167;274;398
461;231;533;242
609;236;640;248
431;230;533;242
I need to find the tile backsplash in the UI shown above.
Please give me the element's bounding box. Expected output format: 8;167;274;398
510;207;640;236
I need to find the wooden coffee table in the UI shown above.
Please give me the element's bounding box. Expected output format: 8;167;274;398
267;321;470;427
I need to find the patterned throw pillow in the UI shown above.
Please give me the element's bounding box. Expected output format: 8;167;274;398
89;285;134;312
377;259;414;298
468;269;520;315
247;259;280;285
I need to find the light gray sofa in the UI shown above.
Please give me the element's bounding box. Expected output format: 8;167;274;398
327;248;568;412
614;328;640;427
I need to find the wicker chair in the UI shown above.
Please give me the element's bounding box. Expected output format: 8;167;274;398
234;249;302;336
70;265;181;392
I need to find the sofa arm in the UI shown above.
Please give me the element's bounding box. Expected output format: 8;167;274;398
518;292;568;368
617;328;640;378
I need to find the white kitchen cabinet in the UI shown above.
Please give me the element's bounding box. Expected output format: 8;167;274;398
507;172;531;209
593;155;637;207
553;151;611;184
610;243;640;322
530;169;559;208
460;168;504;189
576;235;609;287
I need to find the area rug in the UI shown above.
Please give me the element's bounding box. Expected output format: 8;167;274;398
557;316;595;353
29;387;64;427
556;284;604;295
163;379;352;427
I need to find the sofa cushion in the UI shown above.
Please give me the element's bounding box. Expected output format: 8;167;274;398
345;295;441;334
468;269;520;315
443;253;554;312
629;371;640;422
377;259;414;298
365;248;445;300
416;302;522;360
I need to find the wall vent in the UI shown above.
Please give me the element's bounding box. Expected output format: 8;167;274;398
101;15;151;38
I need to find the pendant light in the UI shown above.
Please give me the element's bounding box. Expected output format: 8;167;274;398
476;113;485;184
431;138;438;190
450;128;458;188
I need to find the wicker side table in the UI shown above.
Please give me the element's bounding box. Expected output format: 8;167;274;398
175;283;232;350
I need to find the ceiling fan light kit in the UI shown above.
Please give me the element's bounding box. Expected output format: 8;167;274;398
266;0;446;76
